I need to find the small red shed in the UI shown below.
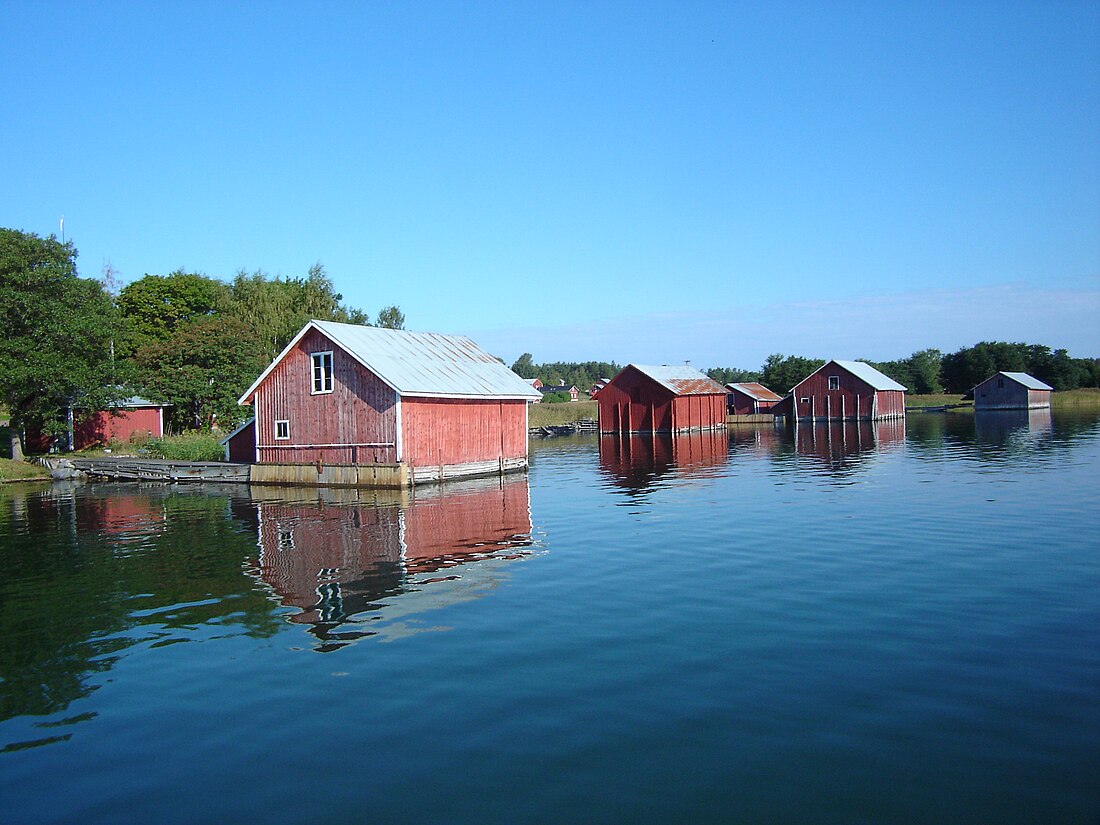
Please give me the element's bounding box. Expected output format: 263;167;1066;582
779;360;906;421
237;320;541;484
73;398;167;449
969;372;1052;410
597;364;727;434
726;382;783;415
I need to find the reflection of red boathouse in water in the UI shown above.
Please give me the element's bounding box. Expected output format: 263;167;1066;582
599;429;729;489
249;476;535;649
793;418;906;468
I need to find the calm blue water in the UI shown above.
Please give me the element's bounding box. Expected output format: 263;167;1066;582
2;410;1098;824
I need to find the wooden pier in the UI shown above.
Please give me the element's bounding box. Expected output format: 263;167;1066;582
65;457;250;482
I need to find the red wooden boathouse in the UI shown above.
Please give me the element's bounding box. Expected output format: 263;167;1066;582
727;382;783;415
968;372;1052;410
237;320;541;485
597;364;727;434
776;360;906;421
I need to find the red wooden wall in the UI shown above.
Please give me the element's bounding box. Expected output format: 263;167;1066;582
729;389;779;416
252;328;399;465
72;407;164;450
401;398;529;468
225;420;256;463
790;366;905;420
598;366;726;433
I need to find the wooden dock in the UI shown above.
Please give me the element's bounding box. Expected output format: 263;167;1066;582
66;457;250;482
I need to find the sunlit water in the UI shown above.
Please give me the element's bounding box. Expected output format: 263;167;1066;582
1;410;1098;824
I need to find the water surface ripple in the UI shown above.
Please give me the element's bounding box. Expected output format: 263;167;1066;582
1;410;1098;823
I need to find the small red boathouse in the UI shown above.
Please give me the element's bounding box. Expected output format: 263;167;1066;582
597;364;727;434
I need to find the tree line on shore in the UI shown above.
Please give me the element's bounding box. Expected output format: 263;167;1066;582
1;228;402;455
706;345;1100;395
4;226;1097;458
512;345;1099;402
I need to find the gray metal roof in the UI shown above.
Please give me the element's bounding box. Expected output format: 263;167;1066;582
629;364;727;395
996;372;1053;391
241;321;541;402
827;360;907;392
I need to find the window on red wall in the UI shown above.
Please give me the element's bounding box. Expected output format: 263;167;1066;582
828;375;840;390
311;351;333;394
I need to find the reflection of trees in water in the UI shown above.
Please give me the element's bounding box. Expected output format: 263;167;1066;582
906;408;1098;464
0;483;275;729
598;430;729;496
248;475;536;652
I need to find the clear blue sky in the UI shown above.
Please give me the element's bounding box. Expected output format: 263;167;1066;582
4;1;1098;369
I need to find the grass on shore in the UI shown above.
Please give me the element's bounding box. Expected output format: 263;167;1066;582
906;388;1100;409
0;458;50;482
528;400;597;428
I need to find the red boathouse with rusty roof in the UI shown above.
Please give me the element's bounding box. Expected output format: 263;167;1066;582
597;364;727;434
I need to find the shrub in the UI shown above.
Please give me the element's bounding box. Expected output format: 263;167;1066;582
142;432;225;462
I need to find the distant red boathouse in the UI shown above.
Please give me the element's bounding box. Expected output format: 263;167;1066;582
774;360;907;422
236;320;540;485
597;364;727;434
726;382;783;415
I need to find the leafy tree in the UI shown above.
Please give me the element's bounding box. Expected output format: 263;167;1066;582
541;391;571;403
135;316;269;431
760;354;825;393
225;264;370;356
0;229;121;458
117;270;230;354
706;366;762;386
376;305;405;330
511;353;537;379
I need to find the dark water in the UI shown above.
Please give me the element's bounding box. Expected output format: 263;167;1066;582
2;410;1098;824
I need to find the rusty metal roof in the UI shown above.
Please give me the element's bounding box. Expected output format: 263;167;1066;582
727;382;783;402
630;364;727;396
240;321;541;403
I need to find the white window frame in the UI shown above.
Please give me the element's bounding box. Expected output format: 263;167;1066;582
828;375;840;391
274;419;290;440
311;351;334;394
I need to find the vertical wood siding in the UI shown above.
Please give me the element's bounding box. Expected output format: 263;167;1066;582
74;407;164;450
729;389;780;416
598;366;725;433
252;328;398;465
225;420;256;463
790;364;905;420
400;398;529;468
972;376;1051;409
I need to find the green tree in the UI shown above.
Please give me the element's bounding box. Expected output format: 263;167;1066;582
0;229;121;458
376;305;405;330
225;264;370;356
706;366;762;386
135;316;269;431
511;353;537;379
117;270;230;354
760;354;825;393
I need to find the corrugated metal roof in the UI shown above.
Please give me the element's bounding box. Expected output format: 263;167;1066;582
997;372;1053;391
630;364;727;396
727;382;783;402
240;321;541;403
828;360;908;392
314;321;542;399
